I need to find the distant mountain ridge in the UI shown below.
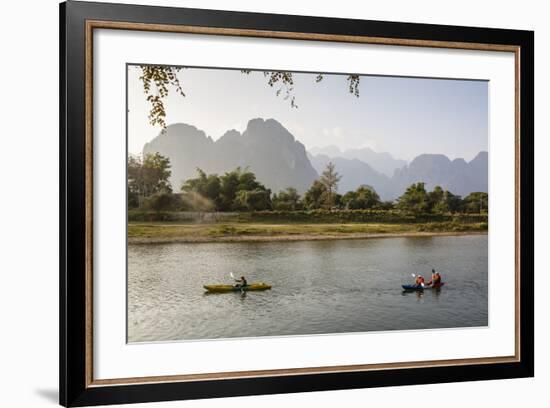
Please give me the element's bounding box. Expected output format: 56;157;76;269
143;118;488;200
309;151;488;200
308;154;394;200
391;152;488;199
309;145;407;177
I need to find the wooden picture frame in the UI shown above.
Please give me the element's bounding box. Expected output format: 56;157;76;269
60;1;534;406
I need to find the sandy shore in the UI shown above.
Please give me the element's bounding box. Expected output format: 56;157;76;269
128;230;487;245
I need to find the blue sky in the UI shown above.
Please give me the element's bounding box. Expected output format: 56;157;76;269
128;65;488;161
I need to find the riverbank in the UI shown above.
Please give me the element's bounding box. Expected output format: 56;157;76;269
128;222;487;244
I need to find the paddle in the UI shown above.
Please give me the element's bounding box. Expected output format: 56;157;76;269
230;272;245;293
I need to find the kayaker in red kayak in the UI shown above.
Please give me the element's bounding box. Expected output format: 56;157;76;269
427;269;442;287
414;275;425;288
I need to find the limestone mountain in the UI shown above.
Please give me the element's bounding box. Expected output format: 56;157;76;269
142;118;488;201
391;152;488;198
142;118;318;194
309;151;488;200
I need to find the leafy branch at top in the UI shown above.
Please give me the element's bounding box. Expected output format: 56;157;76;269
347;74;360;97
241;70;299;108
139;65;185;129
138;66;362;129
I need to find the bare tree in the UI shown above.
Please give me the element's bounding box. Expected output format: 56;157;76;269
320;162;342;208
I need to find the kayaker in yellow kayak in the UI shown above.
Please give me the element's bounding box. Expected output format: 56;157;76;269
234;276;248;288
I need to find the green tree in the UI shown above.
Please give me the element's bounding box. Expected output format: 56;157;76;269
303;180;328;209
127;188;140;209
376;201;395;211
428;186;463;213
219;169;241;211
428;186;445;211
319;162;342;208
234;189;272;211
397;182;429;213
272;187;303;211
127;153;172;208
463;192;488;213
443;190;463;213
334;193;343;209
341;185;381;209
181;168;222;209
181;167;271;211
236;168;264;191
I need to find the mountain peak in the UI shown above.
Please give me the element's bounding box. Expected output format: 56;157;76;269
163;123;207;138
246;117;286;131
144;119;317;193
218;129;241;143
244;117;296;145
144;123;212;154
470;151;488;163
452;158;468;168
412;153;451;162
407;154;451;172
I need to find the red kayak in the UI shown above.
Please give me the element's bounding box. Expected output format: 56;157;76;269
402;282;445;291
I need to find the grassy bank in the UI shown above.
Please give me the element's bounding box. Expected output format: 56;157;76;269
129;209;488;224
128;221;487;244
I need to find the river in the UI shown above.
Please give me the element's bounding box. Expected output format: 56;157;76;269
127;234;488;342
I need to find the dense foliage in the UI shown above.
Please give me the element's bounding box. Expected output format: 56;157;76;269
128;153;488;215
181;167;272;211
127;153;172;209
341;185;381;210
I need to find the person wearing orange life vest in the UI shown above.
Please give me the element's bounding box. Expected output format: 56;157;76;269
427;269;442;286
414;274;426;288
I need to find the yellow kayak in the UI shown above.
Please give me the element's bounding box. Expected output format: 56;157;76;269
203;283;272;293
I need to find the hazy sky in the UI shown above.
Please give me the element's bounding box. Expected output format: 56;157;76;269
127;65;488;162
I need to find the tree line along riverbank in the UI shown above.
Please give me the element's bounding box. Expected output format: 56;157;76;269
127;153;488;243
128;153;489;215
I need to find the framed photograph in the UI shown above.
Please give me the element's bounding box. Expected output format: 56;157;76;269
60;1;534;406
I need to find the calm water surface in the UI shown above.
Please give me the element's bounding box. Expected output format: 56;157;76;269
128;235;488;342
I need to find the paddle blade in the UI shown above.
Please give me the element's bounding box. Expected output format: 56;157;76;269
229;272;236;279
